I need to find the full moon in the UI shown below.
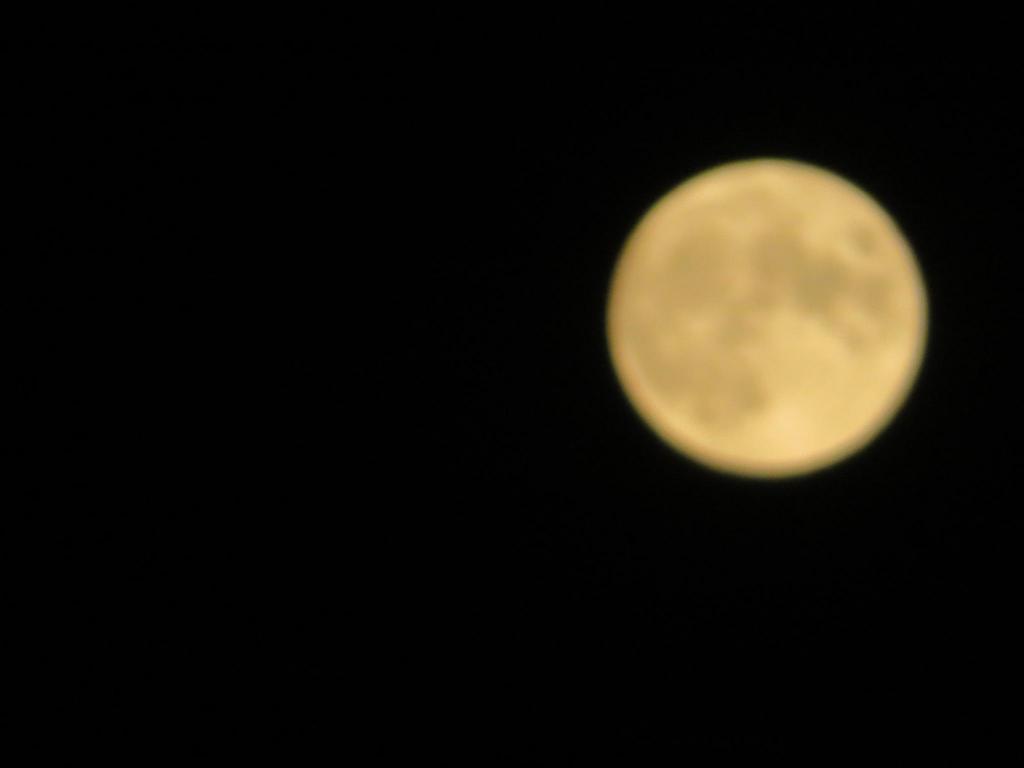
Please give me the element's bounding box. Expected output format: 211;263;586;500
606;158;928;478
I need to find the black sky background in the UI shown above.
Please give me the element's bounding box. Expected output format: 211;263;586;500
38;26;1024;754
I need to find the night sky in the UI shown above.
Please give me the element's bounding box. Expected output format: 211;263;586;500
43;26;1023;756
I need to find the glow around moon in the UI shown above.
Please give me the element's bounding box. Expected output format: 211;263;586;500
607;159;928;478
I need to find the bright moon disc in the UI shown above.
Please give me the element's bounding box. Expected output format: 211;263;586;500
607;159;928;478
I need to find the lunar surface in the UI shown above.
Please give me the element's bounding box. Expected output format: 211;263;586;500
606;159;928;478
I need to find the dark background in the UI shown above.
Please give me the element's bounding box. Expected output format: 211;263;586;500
39;26;1022;754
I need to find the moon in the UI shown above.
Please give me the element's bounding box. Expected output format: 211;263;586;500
606;158;928;478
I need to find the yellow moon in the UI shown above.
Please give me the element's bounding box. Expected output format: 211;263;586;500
606;158;928;478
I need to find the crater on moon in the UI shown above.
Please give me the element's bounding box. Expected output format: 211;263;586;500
607;158;928;478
